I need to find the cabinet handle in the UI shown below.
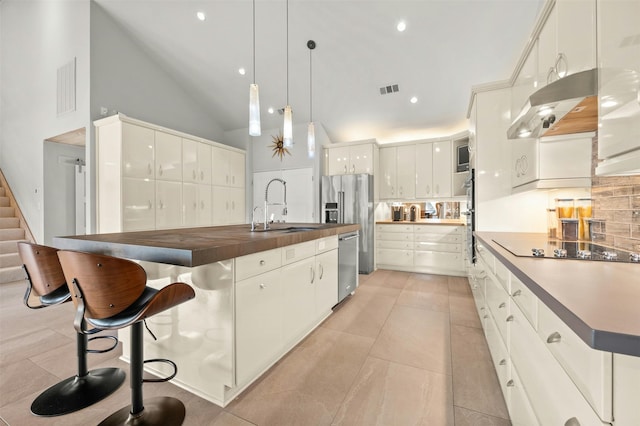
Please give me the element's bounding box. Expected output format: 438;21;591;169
259;260;266;266
426;185;430;195
555;53;568;79
483;314;489;319
399;186;403;195
158;164;163;176
193;202;197;209
148;163;152;175
344;164;347;173
200;201;205;209
498;302;506;309
319;264;324;280
351;164;355;173
201;170;204;181
547;65;558;84
148;200;153;210
512;289;522;297
506;380;514;387
193;170;197;180
547;331;562;344
310;266;315;284
226;175;229;184
499;359;506;366
159;200;164;209
506;315;514;322
259;283;266;290
564;417;580;426
479;307;485;311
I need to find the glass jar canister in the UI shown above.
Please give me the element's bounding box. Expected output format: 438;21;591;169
556;198;575;219
575;198;592;240
547;208;558;239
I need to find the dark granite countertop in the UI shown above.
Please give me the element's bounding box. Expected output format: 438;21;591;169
476;232;640;357
53;223;360;268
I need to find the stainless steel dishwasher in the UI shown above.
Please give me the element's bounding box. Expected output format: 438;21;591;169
337;231;359;304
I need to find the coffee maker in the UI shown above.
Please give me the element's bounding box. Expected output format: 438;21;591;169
392;205;403;221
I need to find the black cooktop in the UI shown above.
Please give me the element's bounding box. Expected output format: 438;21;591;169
492;236;639;263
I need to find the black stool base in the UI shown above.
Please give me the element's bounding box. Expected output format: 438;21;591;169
31;367;126;417
98;396;186;426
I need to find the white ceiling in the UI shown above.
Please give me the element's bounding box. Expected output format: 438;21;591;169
94;0;544;144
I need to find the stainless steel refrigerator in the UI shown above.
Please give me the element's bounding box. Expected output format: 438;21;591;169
321;174;374;274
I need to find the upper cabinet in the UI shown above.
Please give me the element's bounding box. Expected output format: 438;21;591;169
324;142;376;176
379;145;416;199
212;147;245;188
595;0;640;175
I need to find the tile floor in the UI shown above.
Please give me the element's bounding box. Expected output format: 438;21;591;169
0;270;510;425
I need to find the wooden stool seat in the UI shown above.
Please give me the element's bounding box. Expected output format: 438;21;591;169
58;250;195;426
17;242;125;417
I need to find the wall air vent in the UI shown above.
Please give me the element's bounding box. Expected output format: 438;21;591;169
57;57;76;116
379;84;399;95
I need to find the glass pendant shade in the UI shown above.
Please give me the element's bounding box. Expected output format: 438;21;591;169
307;122;315;158
283;105;293;147
249;83;261;136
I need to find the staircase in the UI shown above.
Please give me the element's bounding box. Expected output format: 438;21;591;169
0;183;27;283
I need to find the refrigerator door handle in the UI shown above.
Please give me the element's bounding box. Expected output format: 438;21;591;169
338;191;344;223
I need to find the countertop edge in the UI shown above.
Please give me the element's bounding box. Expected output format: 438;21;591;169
475;232;640;357
376;219;465;226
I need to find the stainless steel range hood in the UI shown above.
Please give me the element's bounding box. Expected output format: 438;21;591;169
508;68;598;140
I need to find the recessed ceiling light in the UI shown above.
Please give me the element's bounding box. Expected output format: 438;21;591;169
196;11;206;21
410;96;418;104
238;68;246;76
268;107;274;114
397;21;407;32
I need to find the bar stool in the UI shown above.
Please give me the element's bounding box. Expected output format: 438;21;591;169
17;242;126;416
57;250;196;426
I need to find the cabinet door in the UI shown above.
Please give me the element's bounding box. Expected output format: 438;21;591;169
281;257;316;344
415;143;434;198
227;150;245;187
212;186;229;225
122;178;155;231
235;268;282;385
156;181;182;229
511;40;538;122
509;367;540;426
379;147;397;199
155;131;182;181
432;141;452;197
377;248;413;267
182;183;198;226
182;139;198;183
349;144;373;174
122;123;154;179
556;0;596;77
328;146;350;175
228;187;245;225
197;184;212;226
537;6;558;88
198;142;212;185
211;146;229;186
315;249;338;315
396;145;415;199
511;139;539;188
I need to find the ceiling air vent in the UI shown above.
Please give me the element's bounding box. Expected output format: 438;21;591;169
379;84;399;95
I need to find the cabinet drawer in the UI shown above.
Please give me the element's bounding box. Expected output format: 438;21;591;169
377;248;413;266
413;225;461;235
485;310;510;389
377;240;413;250
510;274;538;329
235;248;282;281
377;231;414;242
485;273;510;344
494;260;509;291
377;224;414;233
510;303;606;426
414;241;460;253
414;251;461;269
315;236;338;254
414;232;461;244
509;366;540;426
476;243;494;272
282;241;316;266
537;303;612;421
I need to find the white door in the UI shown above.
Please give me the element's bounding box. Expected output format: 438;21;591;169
122;123;154;179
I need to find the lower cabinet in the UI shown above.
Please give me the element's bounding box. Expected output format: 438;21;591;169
212;186;245;225
234;236;338;387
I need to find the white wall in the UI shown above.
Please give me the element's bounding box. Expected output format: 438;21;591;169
0;0;91;242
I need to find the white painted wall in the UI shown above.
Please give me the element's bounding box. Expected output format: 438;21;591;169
0;0;91;242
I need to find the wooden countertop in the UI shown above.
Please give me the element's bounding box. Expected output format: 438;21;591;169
476;232;640;357
377;219;465;226
53;223;360;268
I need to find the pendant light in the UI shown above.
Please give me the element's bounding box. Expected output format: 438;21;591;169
307;40;316;158
283;0;293;147
249;0;261;136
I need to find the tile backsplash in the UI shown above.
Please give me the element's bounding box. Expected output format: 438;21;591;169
591;137;640;252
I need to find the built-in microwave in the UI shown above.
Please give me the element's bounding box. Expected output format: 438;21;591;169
457;144;469;172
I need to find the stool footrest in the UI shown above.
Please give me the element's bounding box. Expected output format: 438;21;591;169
143;358;177;383
87;335;119;354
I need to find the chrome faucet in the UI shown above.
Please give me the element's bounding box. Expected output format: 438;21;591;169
264;178;287;230
251;206;263;231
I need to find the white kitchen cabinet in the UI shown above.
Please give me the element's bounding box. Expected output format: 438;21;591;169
511;139;538;188
183;183;213;227
396;145;416;199
155;181;182;229
415;143;434;198
325;143;375;175
212;146;245;188
508;366;540;426
235;268;282;386
511;40;538;121
315;249;338;315
155;131;182;181
378;147;397;199
183;138;212;185
537;6;557;88
122;123;155;179
595;0;640;176
212;186;245;225
432;141;452;197
122;178;155;231
281;243;317;345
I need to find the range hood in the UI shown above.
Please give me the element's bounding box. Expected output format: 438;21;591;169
508;68;598;140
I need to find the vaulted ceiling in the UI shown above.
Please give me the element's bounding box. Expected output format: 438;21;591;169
94;0;544;143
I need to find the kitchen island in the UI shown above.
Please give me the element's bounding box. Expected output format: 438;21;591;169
53;223;359;407
473;232;640;426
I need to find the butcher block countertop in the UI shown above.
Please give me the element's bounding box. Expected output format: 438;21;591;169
376;219;465;226
53;223;360;268
476;232;640;357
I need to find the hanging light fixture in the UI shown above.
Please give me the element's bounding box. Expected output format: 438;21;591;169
283;0;293;147
307;40;316;158
249;0;261;136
